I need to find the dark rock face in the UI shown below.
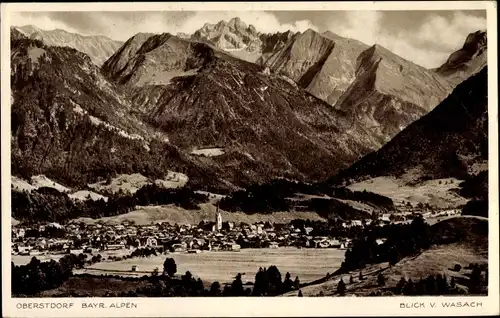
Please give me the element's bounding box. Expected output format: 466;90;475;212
15;25;123;66
331;66;488;185
436;30;487;85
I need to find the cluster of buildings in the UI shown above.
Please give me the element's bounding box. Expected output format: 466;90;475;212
11;208;461;259
11;212;353;257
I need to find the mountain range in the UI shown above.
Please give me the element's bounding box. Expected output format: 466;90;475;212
14;25;123;66
10;19;488;195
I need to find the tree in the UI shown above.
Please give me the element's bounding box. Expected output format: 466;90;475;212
377;273;386;286
231;273;244;296
453;264;462;272
209;281;221;296
294;276;300;290
152;267;159;277
298;289;303;297
252;267;267;296
402;278;415;295
450;277;456;289
266;265;283;296
425;275;438;295
358;271;363;281
337;278;346;295
163;258;177;277
396;277;407;293
222;284;232;296
349;275;354;284
182;271;193;282
469;266;483;294
283;272;294;292
436;274;449;294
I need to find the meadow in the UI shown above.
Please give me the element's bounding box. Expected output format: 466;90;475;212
79;247;346;285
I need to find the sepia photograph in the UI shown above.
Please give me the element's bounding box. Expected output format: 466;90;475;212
1;1;498;317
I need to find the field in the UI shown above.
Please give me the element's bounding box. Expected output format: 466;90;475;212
347;176;468;208
79;248;345;285
73;203;326;226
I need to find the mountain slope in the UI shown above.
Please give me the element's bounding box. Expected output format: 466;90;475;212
261;29;370;106
330;66;488;185
100;33;391;187
436;30;487;85
101;32;154;77
102;33;213;86
10;37;215;189
261;29;454;148
15;25;123;66
333;44;454;146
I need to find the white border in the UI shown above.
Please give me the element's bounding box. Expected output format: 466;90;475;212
1;2;498;317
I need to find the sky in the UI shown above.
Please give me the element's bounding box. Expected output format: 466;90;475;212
10;10;487;68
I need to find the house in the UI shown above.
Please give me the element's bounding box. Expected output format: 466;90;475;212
231;244;241;252
172;242;187;252
47;222;63;229
375;238;387;245
269;242;279;249
351;220;363;227
106;244;125;250
146;237;158;247
304;227;314;235
329;239;341;248
380;214;391;222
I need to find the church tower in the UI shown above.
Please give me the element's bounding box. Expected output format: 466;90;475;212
216;204;222;231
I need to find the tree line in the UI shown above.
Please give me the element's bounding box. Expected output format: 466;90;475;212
12;184;209;222
341;216;434;271
219;179;392;218
11;253;103;296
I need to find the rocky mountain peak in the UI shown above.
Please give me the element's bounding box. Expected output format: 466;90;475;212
227;17;247;30
436;30;487;84
464;30;487;50
191;17;262;55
